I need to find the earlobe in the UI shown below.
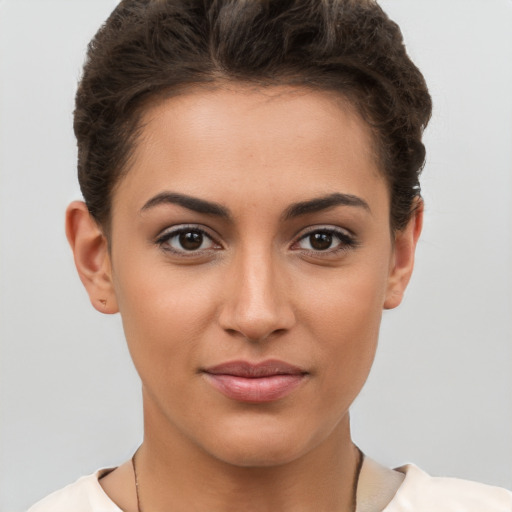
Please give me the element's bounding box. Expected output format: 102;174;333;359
65;201;119;314
383;199;423;310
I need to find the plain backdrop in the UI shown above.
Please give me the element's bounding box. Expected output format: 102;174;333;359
1;1;511;510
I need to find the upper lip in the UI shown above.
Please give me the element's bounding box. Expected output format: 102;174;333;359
203;359;307;378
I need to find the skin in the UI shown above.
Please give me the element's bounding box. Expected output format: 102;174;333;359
66;85;422;512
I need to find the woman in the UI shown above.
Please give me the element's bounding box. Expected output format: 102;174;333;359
26;0;511;511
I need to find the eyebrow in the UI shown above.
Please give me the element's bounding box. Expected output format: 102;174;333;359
282;193;371;220
140;192;231;218
140;191;370;220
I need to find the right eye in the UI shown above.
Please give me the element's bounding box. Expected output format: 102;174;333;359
155;226;221;255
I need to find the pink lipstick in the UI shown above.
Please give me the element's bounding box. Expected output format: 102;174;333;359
202;360;307;403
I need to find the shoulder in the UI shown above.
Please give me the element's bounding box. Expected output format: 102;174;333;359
385;463;512;512
27;469;121;512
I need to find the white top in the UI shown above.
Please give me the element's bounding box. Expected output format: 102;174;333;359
28;458;512;512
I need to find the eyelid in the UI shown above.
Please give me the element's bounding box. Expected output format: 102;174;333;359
292;224;355;241
291;225;358;253
153;223;357;256
154;224;222;254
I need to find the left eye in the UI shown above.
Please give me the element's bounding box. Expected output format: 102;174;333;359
157;228;217;253
295;229;354;252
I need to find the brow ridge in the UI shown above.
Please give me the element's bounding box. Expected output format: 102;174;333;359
140;191;369;221
282;193;370;220
140;192;231;218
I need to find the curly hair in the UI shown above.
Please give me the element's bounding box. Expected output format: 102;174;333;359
74;0;432;232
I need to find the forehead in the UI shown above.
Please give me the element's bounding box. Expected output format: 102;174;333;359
113;85;387;218
138;84;377;164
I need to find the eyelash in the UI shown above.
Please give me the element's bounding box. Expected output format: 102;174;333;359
154;225;358;257
292;226;358;255
155;225;221;256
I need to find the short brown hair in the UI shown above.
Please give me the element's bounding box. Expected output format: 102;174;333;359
74;0;432;232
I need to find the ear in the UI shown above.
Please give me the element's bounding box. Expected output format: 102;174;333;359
384;199;423;310
65;201;118;314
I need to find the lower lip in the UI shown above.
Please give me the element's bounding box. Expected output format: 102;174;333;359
203;373;306;403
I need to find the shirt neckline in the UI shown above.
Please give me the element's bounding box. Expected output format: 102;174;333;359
89;459;417;512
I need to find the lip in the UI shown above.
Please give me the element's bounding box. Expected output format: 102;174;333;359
202;360;308;403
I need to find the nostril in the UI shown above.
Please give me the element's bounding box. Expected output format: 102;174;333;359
223;326;288;343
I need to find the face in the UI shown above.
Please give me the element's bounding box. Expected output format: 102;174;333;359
73;85;419;467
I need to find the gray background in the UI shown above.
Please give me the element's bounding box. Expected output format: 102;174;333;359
1;1;511;510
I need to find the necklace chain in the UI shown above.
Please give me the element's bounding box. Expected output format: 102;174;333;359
132;447;363;512
132;450;142;512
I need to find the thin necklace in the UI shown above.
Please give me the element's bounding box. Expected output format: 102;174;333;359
352;447;365;511
132;446;364;512
132;449;142;512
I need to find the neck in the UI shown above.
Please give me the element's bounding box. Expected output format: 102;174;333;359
137;400;361;512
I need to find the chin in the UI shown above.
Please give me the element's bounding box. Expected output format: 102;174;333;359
201;418;326;469
213;440;307;468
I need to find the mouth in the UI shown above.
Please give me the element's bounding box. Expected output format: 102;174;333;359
201;360;308;403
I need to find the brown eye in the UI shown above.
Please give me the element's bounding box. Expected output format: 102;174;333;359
309;232;333;251
294;228;356;254
179;231;203;251
156;226;218;254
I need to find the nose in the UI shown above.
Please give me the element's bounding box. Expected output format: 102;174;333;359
218;249;296;342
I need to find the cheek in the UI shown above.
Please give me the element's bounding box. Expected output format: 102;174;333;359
112;255;221;374
298;258;389;339
296;261;389;398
